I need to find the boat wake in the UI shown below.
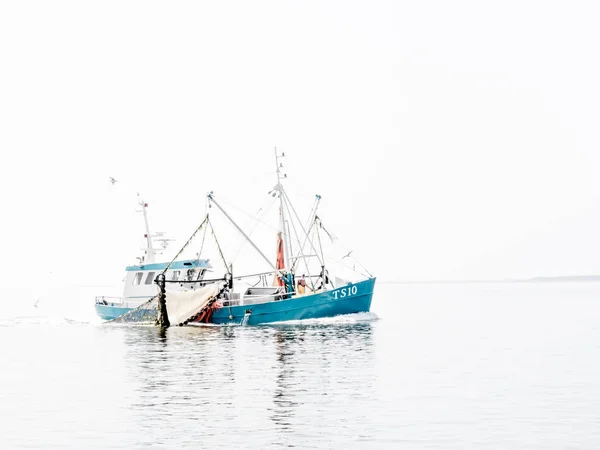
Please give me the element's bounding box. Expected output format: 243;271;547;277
269;311;379;326
0;314;101;327
186;311;379;327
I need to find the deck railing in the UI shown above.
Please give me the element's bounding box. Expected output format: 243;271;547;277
94;296;137;308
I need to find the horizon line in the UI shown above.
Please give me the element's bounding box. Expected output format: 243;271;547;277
377;274;600;284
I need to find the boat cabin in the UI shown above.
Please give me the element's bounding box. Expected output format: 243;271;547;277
123;259;212;300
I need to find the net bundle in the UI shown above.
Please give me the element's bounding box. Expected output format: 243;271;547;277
109;297;159;324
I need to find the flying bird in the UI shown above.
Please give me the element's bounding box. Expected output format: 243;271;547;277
342;250;353;259
109;177;117;185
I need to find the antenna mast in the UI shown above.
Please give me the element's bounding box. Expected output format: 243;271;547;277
138;194;156;264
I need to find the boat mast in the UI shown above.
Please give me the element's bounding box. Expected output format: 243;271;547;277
138;194;156;264
274;148;292;270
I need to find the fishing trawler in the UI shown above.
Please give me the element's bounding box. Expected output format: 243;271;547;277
94;196;213;320
109;150;376;327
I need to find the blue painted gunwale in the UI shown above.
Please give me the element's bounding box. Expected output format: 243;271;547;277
208;278;376;325
125;259;211;272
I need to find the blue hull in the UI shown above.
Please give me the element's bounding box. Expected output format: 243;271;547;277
95;304;133;321
96;278;376;325
209;278;376;325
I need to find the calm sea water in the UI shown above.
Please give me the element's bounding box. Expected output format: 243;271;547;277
1;282;600;449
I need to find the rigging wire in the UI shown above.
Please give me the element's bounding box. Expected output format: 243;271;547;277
281;192;314;289
282;188;324;267
318;223;373;279
225;195;278;264
208;218;231;275
218;195;280;233
161;215;209;274
303;195;320;234
201;180;373;283
293;209;320;271
316;218;325;267
196;215;209;260
325;254;371;279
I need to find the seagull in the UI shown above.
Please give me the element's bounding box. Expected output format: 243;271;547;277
109;177;117;185
342;250;353;259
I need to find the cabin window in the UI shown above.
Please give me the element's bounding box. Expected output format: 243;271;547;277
133;272;143;285
145;272;156;285
196;269;204;281
171;270;180;281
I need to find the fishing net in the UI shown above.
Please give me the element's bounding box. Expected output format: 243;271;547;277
108;282;225;326
165;282;224;325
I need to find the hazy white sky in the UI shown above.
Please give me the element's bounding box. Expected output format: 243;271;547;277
1;0;599;286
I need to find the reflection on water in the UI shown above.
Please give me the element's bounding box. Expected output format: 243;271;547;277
267;323;374;448
272;328;302;432
119;321;375;447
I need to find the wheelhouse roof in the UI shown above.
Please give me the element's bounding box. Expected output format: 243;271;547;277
125;259;211;272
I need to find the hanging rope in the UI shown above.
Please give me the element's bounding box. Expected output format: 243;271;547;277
316;215;336;243
161;215;209;275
